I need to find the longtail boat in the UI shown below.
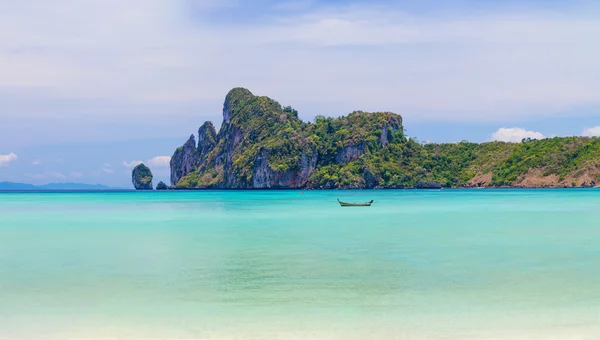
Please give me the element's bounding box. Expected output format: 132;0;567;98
337;199;374;207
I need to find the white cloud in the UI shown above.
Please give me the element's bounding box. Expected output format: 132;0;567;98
122;160;144;168
0;153;18;166
101;163;114;173
70;172;84;178
583;126;600;137
0;0;598;126
147;156;171;168
46;172;68;180
123;156;171;169
32;160;42;166
491;127;545;143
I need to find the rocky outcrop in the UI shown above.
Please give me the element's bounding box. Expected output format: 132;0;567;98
464;173;493;188
222;87;253;125
221;123;245;188
156;181;168;190
170;134;200;186
379;115;403;146
198;122;217;157
559;167;599;188
514;167;600;188
462;167;600;189
132;163;153;190
252;149;318;189
168;122;219;187
336;144;366;164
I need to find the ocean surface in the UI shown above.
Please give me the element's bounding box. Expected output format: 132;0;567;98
1;190;600;339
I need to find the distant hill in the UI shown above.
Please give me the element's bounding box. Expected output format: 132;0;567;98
0;182;37;190
0;182;126;191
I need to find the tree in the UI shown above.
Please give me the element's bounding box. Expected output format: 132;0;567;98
283;106;298;117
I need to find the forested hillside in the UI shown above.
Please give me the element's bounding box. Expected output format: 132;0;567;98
168;88;600;189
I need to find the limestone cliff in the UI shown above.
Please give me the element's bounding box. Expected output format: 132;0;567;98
335;144;366;164
252;149;318;189
170;135;199;186
132;163;153;190
170;88;404;189
198;122;217;157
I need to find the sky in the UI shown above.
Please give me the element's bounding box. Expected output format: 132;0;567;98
1;0;599;187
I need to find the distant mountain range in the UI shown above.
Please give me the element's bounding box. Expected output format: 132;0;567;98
0;182;126;191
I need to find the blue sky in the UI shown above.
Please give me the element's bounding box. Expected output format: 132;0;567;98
1;0;599;187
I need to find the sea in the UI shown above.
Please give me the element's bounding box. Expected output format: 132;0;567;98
1;189;599;339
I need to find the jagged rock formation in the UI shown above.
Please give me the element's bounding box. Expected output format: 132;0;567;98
132;163;153;190
198;122;217;158
168;88;600;189
170;135;199;186
170;122;218;186
170;88;403;189
156;181;168;190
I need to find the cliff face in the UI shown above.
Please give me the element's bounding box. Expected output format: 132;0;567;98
198;122;217;157
132;163;153;190
336;144;366;164
170;135;199;186
252;149;318;189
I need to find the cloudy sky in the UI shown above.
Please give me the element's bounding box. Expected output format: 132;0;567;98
1;0;599;187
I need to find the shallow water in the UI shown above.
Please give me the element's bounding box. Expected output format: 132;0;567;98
1;190;600;339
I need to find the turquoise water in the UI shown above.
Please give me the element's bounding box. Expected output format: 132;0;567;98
1;190;600;339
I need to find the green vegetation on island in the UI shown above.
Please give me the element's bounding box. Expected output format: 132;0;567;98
132;163;153;190
168;88;600;189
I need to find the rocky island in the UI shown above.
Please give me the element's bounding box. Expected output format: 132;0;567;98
162;88;600;189
156;181;168;190
132;163;153;190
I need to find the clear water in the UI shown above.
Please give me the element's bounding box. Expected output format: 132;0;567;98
1;190;600;339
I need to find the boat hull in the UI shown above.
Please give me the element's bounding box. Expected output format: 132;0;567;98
337;199;374;207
